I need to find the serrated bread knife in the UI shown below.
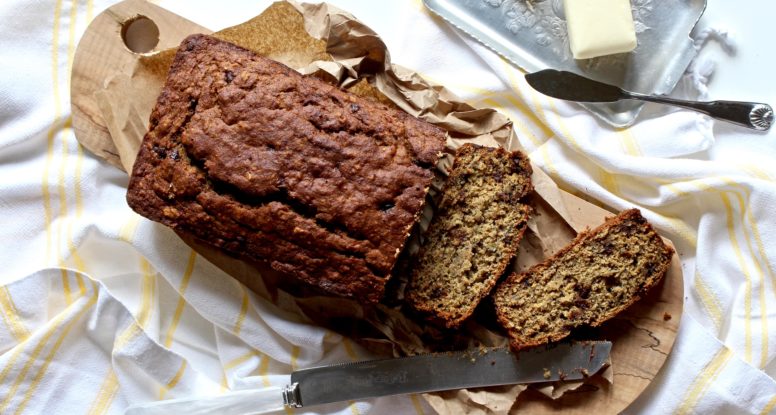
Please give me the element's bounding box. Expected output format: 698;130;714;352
125;341;611;415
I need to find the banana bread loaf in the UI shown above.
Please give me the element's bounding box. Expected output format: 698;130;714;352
493;209;673;350
405;144;533;328
126;34;447;303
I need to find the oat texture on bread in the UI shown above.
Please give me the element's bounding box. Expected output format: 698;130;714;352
126;34;447;303
406;144;533;329
493;209;674;350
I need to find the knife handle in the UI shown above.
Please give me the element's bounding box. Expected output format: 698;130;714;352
626;92;773;131
123;387;284;415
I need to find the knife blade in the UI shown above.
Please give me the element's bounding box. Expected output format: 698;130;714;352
282;341;611;408
525;69;773;130
124;341;612;415
525;69;625;103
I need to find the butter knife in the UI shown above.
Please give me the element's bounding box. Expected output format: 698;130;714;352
125;341;611;414
526;69;773;131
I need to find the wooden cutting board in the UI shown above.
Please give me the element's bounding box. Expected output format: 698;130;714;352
71;0;209;170
70;1;683;413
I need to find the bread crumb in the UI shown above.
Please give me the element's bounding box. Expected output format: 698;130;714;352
663;312;672;321
406;144;533;328
493;209;674;350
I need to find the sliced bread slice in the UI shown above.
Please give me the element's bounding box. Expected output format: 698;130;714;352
405;143;533;329
493;208;673;350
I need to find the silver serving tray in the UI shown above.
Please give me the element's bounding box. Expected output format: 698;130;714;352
423;0;708;127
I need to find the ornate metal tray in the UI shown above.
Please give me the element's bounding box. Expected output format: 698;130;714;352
423;0;708;127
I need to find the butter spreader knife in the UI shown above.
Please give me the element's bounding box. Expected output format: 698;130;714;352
125;341;611;415
526;69;773;131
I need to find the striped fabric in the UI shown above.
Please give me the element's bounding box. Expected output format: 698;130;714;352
0;0;775;413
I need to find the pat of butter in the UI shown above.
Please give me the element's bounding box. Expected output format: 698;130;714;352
563;0;637;60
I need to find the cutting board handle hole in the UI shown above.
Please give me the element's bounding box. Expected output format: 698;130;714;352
121;15;159;54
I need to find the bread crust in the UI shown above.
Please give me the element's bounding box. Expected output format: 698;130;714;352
126;34;446;303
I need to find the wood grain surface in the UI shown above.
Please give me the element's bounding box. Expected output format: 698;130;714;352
70;0;208;169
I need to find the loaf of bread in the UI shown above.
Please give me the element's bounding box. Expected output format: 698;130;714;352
493;209;673;350
406;144;533;328
126;34;447;303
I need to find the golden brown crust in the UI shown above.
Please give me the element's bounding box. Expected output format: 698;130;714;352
493;208;674;350
406;144;533;329
126;34;447;303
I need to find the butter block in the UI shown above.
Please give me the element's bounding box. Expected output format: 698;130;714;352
563;0;637;60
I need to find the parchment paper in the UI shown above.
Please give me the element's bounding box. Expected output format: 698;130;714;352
89;2;682;413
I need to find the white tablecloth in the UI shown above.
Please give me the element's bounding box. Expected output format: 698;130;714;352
1;0;776;414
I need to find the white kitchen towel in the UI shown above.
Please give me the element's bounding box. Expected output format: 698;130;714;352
1;0;776;414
